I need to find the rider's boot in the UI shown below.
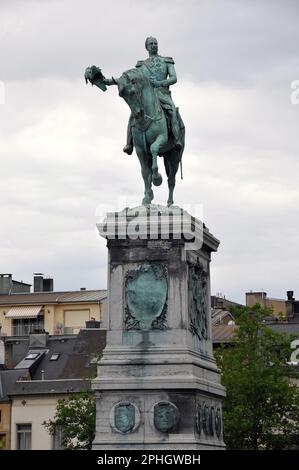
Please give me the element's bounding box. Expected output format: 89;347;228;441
171;115;182;151
123;144;133;155
174;141;182;151
123;118;134;155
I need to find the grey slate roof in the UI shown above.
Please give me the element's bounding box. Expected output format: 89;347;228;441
5;329;107;379
0;369;28;402
267;322;299;335
1;328;107;398
211;321;299;345
14;349;48;371
0;290;107;305
8;378;91;396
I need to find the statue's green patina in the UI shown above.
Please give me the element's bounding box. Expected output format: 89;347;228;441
85;37;185;207
125;262;168;330
154;402;180;433
114;403;135;433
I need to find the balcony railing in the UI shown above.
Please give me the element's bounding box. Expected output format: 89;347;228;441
12;320;44;337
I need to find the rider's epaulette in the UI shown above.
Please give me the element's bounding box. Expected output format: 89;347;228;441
164;56;175;64
136;60;144;68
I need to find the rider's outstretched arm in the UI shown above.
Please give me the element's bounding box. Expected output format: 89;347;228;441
104;77;117;86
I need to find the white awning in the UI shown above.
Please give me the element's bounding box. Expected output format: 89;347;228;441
5;305;43;319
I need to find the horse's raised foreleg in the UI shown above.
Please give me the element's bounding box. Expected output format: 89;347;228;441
150;135;166;187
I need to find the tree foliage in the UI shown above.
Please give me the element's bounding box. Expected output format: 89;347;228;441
215;304;299;450
43;390;96;450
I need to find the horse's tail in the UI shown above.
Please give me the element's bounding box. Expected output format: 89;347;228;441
180;159;183;180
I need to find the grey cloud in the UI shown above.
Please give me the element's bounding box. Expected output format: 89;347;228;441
1;0;299;302
1;0;298;84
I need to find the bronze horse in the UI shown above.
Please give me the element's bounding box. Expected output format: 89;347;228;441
85;66;185;206
116;68;185;206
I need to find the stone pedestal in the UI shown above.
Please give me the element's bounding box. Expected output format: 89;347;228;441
92;205;225;449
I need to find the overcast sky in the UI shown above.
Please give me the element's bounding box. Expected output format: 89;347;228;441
0;0;298;303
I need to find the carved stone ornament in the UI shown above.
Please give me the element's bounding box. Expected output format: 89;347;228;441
209;406;215;436
196;403;202;435
153;401;180;433
202;403;210;435
188;262;208;341
125;262;168;330
114;402;135;434
215;406;222;438
199;402;221;438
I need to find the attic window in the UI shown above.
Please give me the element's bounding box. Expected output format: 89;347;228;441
25;353;39;360
50;353;60;361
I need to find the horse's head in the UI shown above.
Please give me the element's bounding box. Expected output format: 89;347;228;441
116;69;148;118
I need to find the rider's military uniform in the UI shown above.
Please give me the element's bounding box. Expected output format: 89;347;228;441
124;55;182;153
136;56;175;110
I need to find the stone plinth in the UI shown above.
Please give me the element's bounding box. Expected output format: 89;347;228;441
92;205;225;449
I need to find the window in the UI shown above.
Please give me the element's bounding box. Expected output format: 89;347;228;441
25;353;39;360
12;316;44;336
50;353;60;361
64;309;90;334
16;424;31;450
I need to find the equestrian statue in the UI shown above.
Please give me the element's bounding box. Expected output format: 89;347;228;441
85;37;185;207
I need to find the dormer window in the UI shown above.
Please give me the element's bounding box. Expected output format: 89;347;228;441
50;353;60;361
25;353;39;360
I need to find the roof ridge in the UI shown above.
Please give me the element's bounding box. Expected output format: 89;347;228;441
0;289;106;296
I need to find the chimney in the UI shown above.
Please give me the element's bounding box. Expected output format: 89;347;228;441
43;277;54;292
34;273;44;292
33;274;54;293
287;291;295;301
29;332;49;348
85;320;101;329
0;274;12;295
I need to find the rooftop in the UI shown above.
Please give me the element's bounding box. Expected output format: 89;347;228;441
0;369;28;402
0;289;107;305
5;329;107;380
7;378;91;396
212;324;237;344
1;328;107;398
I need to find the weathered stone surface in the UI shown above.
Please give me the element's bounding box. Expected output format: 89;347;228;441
125;262;168;330
92;207;225;449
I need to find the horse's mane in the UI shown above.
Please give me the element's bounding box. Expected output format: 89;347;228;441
122;68;150;89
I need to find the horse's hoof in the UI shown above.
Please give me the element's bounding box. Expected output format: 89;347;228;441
152;172;163;186
142;197;151;206
167;201;174;207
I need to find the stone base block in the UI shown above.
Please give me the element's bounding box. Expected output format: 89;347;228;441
92;389;225;450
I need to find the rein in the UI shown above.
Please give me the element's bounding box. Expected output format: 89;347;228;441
134;107;163;132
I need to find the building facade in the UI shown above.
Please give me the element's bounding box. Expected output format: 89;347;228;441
0;290;107;338
246;290;296;320
0;327;107;450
